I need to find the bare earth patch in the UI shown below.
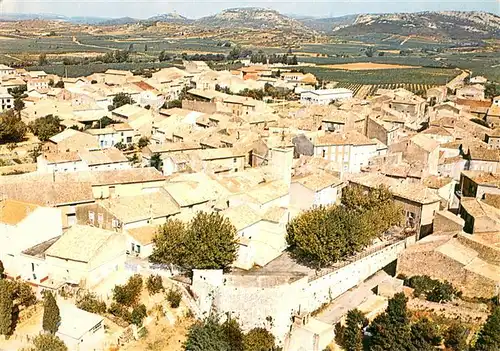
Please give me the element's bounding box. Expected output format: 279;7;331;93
320;62;421;70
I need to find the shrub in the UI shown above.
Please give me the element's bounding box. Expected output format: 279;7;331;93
76;292;106;314
138;137;149;148
131;304;147;326
146;275;163;295
166;288;182;308
112;274;143;307
405;275;461;303
108;302;132;322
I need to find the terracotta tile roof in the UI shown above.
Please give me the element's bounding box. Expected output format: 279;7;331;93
292;172;342;192
0;199;40;225
101;190;180;223
46;225;121;262
315;131;375;147
223;204;261;231
126;226;158;246
43;152;81;164
423;175;453;189
468;147;500;162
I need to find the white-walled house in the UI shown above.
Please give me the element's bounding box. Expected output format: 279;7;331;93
313;131;378;175
290;173;343;211
125;226;157;258
37;148;131;173
45;225;126;287
300;89;353;105
0;199;62;277
0;90;13;111
86;123;135;149
223;205;289;270
56;303;105;351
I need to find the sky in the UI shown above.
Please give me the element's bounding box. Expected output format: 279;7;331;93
0;0;498;19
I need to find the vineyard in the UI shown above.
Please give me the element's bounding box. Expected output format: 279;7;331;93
332;82;438;99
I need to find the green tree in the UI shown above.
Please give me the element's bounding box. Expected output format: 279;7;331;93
184;317;230;351
166;288;182;308
29;115;62;142
96;116;115;129
48;79;54;87
151;212;238;271
42;291;60;334
10;280;37;307
243;328;275;351
146;275;163;295
340;309;366;351
76;292;106;314
410;318;442;351
484;83;500;99
223;318;244;351
29;334;68;351
368;293;412;351
0;279;13;336
286;205;372;268
130;304;147;326
111;93;134;110
0;260;3;278
112;274;143;307
474;306;500;351
138;137;149;148
54;81;64;89
0;110;27;143
38;53;48;66
14;97;25;112
150;153;162;171
444;322;469;351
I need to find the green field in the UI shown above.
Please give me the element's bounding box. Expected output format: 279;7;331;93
301;66;461;85
0;30;494;84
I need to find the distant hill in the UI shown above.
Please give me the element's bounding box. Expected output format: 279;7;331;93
298;14;358;33
98;17;138;26
147;13;192;24
195;7;311;32
327;11;500;40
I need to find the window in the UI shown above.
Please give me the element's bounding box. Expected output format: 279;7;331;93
233;158;237;163
112;219;119;228
97;213;104;225
322;149;326;158
406;211;416;228
126;137;132;143
88;211;95;224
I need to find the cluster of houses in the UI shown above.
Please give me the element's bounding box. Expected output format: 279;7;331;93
1;61;500;349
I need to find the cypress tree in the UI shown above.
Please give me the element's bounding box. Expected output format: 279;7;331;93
0;279;13;336
42;291;61;334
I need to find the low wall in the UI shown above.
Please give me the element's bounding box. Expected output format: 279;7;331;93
192;235;416;344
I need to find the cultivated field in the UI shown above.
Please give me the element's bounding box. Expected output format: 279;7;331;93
321;62;420;70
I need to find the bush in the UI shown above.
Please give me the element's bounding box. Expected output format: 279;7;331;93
76;292;106;314
166;288;182;308
131;304;147;326
138;137;149;148
112;274;143;307
146;275;163;295
405;275;461;303
108;302;131;322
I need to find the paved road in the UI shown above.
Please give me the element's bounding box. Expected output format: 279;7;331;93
316;270;390;324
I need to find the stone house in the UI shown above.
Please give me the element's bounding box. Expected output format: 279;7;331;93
0;199;63;277
290;172;343;211
45;225;126;287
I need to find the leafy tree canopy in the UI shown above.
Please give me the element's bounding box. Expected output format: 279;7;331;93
0;110;27;144
474;306;500;351
151;212;238;271
29;115;62;142
42;291;60;334
29;334;68;351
